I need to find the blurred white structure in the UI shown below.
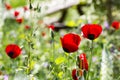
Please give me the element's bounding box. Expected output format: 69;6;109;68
3;0;79;19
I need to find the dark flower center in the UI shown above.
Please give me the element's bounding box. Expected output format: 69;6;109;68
8;51;14;58
88;34;95;40
63;48;70;53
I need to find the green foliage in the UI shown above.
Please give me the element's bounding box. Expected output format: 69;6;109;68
10;0;27;8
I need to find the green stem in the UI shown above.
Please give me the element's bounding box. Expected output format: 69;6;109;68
27;42;31;75
67;53;70;79
117;75;120;80
52;38;55;61
86;40;93;80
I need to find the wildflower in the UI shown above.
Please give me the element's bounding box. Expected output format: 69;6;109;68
5;44;21;59
23;6;28;12
81;24;102;40
25;25;31;30
5;3;12;10
111;21;120;30
60;33;81;53
14;11;20;17
16;18;23;24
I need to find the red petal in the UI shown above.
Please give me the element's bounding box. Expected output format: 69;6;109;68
72;34;81;46
81;24;90;38
89;24;102;39
62;33;81;46
63;42;78;53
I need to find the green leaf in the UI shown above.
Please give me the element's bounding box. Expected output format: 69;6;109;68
55;57;65;65
10;0;27;8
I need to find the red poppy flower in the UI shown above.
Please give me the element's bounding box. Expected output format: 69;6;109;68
60;33;81;53
5;3;12;10
25;25;31;30
81;24;102;40
16;18;23;24
77;53;88;71
48;25;55;31
5;44;22;59
72;69;78;80
23;6;28;11
14;11;20;17
111;21;120;30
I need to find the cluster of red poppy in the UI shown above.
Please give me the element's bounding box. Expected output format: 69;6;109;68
4;4;31;59
60;24;102;53
111;21;120;30
5;3;31;30
72;53;88;80
4;4;103;78
59;24;102;80
13;10;23;24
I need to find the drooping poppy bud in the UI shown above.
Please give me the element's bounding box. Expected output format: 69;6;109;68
77;53;88;71
5;3;12;10
60;33;81;53
81;24;102;40
5;44;22;59
111;21;120;30
16;18;23;24
14;11;20;17
72;69;78;80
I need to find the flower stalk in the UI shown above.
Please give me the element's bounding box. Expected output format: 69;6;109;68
86;40;93;80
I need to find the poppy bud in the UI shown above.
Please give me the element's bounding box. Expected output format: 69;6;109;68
72;69;78;80
77;53;88;71
48;25;55;31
